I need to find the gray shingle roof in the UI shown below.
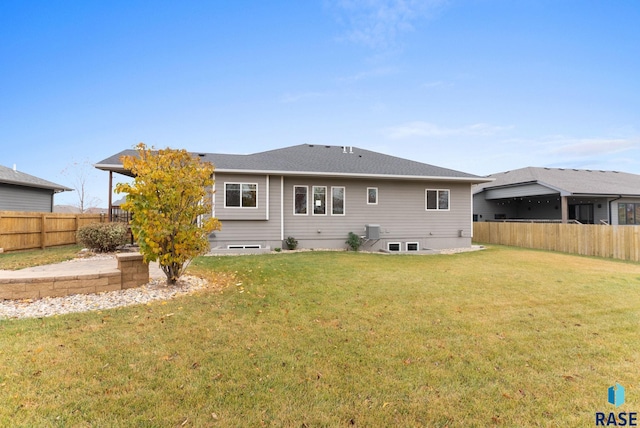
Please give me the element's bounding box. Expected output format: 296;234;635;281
475;166;640;196
95;144;488;182
0;164;71;192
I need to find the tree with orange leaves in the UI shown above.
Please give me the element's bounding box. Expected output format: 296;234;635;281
116;143;221;284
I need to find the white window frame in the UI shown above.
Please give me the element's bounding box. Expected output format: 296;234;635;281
425;189;450;211
293;185;308;215
312;186;327;216
367;187;378;205
224;182;258;209
387;242;401;252
331;186;346;216
406;242;419;252
227;244;261;249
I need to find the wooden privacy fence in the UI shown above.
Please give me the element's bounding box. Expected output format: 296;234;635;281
473;222;640;262
0;211;107;252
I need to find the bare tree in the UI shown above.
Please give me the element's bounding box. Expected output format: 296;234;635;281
61;159;102;213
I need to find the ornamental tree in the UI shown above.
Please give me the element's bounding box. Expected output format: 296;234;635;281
115;143;221;284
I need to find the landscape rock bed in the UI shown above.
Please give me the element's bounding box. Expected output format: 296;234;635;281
0;275;208;320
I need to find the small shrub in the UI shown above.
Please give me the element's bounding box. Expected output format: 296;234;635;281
274;247;282;252
76;222;129;252
285;236;298;250
346;232;364;251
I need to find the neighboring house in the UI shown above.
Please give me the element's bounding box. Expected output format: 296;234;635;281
95;144;491;251
473;167;640;225
0;164;71;212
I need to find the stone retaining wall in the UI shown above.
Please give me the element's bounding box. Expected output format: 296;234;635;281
0;253;149;300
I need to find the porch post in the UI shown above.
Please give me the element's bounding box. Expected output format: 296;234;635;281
108;171;113;222
561;196;568;224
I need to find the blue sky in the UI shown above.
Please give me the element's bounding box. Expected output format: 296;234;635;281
1;0;639;207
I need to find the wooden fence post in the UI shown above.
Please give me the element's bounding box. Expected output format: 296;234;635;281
41;213;47;250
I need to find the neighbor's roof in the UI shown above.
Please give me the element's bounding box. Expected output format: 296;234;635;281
474;166;640;197
0;164;71;192
95;144;491;183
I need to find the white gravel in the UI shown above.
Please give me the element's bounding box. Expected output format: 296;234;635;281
0;275;209;320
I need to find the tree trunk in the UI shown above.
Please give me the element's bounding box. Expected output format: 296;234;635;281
161;262;183;285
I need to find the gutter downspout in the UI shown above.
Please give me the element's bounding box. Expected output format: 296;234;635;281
608;195;623;225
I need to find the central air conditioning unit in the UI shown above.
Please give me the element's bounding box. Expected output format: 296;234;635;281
365;224;380;240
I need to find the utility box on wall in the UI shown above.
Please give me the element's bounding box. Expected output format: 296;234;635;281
365;224;380;240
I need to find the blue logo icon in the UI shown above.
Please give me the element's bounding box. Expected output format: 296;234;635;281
609;383;625;407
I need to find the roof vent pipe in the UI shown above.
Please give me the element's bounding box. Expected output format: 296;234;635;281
349;146;353;154
13;164;17;172
342;146;347;154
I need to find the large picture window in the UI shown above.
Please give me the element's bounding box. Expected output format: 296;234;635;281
332;186;345;215
313;186;327;215
225;183;257;208
426;189;449;211
294;186;308;215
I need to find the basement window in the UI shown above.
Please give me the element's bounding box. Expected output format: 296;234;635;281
227;245;262;249
406;242;419;252
387;242;401;252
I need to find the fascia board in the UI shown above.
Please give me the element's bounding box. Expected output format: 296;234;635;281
214;168;494;184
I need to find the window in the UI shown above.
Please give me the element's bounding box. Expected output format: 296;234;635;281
426;189;449;210
367;187;378;205
227;244;261;249
225;183;257;208
406;242;419;252
313;186;327;215
332;187;345;215
618;203;640;225
388;242;401;252
294;186;308;215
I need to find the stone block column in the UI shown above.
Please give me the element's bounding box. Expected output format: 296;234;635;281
117;253;149;289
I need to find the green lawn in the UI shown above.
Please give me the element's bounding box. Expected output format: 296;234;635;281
0;245;81;270
1;246;639;426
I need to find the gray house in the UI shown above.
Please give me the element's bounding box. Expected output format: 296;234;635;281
473;167;640;225
0;164;71;212
97;144;490;251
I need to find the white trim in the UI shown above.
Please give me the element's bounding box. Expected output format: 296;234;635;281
265;175;270;221
224;182;259;209
211;177;216;218
367;187;378;205
293;185;308;215
469;184;473;238
312;186;327;216
280;176;284;240
331;186;346;216
212;168;493;183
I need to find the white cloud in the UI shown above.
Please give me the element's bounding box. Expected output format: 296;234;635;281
329;0;447;49
420;80;448;89
384;121;513;139
280;91;330;103
336;66;398;83
549;137;638;157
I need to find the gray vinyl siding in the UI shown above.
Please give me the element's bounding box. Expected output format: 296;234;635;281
210;174;281;248
0;184;54;212
283;177;471;249
210;174;474;250
214;173;269;220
